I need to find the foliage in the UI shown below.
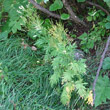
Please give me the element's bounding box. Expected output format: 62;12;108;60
105;15;110;29
61;13;70;20
95;76;110;107
102;57;110;70
10;5;91;106
87;9;105;22
44;23;90;105
104;0;110;7
0;0;28;37
79;18;108;53
1;0;110;109
49;0;63;11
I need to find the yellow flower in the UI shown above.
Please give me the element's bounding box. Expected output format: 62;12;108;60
87;90;93;106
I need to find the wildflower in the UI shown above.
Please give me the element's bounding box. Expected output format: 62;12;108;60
87;90;93;106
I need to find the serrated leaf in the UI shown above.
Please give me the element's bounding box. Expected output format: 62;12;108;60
61;13;70;20
95;76;110;107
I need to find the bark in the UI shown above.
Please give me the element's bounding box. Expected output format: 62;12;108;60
28;0;61;19
62;0;87;26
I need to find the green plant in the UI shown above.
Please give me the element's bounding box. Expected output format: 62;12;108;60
79;19;108;53
95;76;110;107
0;0;28;38
0;37;69;110
44;23;91;105
105;15;110;29
104;0;110;7
87;8;105;22
102;57;110;70
1;0;110;109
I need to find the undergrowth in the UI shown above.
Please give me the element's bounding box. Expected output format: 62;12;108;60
0;37;68;110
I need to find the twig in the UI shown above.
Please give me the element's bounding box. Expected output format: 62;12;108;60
62;0;87;27
93;36;110;104
29;0;87;26
28;0;61;19
86;1;109;16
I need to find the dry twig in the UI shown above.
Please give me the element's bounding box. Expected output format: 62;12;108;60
28;0;61;19
62;0;87;26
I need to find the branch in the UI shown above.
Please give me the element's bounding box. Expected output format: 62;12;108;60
93;36;110;104
86;1;109;16
28;0;61;19
29;0;87;26
62;0;87;27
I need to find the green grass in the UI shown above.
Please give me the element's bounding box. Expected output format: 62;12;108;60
0;37;68;110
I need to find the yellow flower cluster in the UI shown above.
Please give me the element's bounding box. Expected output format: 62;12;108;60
87;90;93;106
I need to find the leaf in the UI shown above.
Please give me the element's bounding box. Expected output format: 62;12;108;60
3;0;13;12
49;0;63;11
102;57;110;70
61;82;74;105
75;80;87;98
50;73;61;87
12;26;17;33
107;15;110;21
16;22;21;30
95;76;110;107
77;0;86;2
87;16;92;21
105;22;110;29
104;0;110;7
61;13;70;20
78;32;88;40
11;22;21;33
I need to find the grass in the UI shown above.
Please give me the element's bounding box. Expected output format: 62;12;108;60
0;37;68;110
0;36;100;110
